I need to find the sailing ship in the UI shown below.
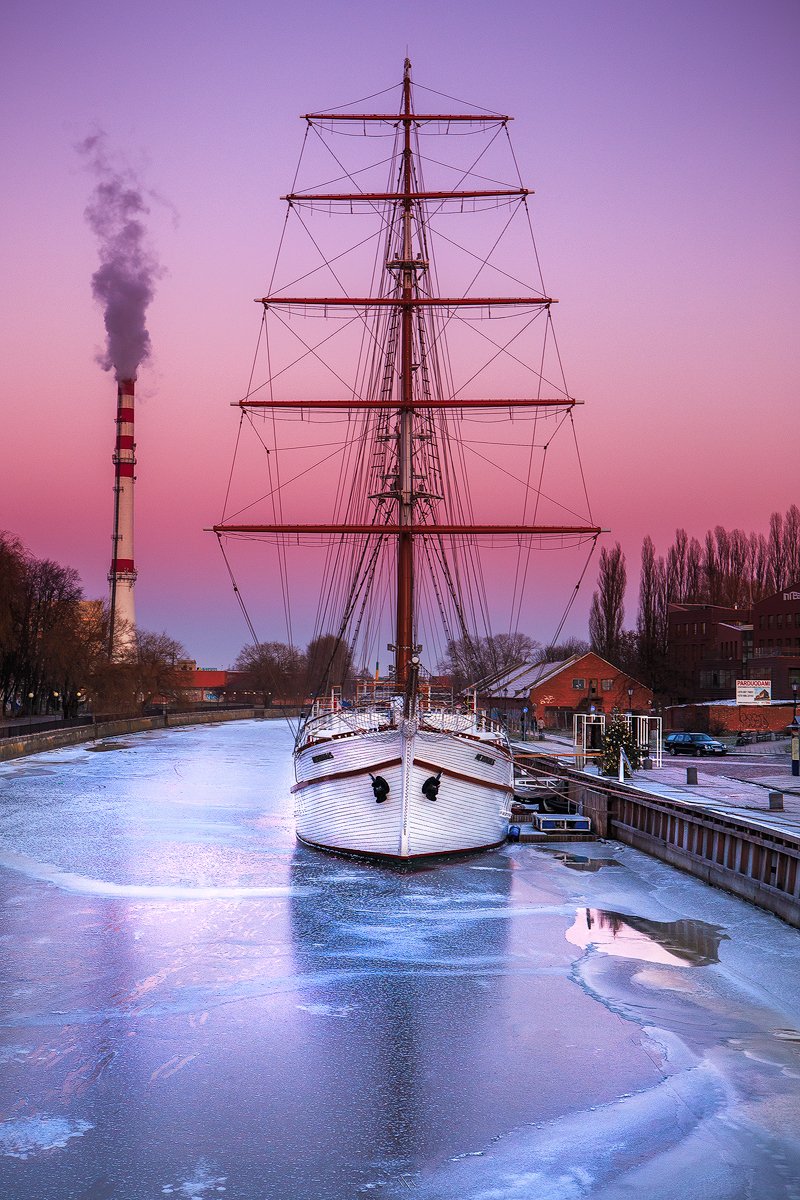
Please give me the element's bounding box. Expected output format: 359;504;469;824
213;60;600;859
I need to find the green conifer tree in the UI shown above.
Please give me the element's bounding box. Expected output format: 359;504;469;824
600;715;642;777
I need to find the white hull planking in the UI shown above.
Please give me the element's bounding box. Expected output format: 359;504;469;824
293;724;513;859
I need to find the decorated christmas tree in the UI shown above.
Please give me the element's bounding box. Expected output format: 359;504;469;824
600;715;642;777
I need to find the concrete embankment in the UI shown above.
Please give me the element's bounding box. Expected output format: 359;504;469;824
517;745;800;928
0;708;260;762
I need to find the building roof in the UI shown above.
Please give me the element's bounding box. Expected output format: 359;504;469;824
478;649;652;701
483;657;575;700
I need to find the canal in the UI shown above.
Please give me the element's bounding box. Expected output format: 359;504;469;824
1;720;799;1199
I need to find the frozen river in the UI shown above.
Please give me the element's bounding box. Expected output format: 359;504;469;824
1;719;799;1199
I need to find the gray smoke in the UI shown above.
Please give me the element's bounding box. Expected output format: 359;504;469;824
80;133;162;381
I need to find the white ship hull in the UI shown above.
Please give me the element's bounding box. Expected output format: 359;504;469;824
293;716;513;860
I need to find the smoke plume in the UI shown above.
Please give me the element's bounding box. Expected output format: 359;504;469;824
80;133;162;381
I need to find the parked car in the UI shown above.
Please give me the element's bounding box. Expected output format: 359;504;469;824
664;732;727;756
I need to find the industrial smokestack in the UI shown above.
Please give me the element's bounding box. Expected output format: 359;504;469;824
80;133;164;656
109;378;137;654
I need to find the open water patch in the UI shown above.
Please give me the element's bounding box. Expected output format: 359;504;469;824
566;908;727;967
537;850;621;872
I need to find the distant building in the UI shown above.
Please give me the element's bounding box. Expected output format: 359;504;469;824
476;651;653;731
525;652;653;729
666;603;752;702
173;664;229;703
749;583;800;698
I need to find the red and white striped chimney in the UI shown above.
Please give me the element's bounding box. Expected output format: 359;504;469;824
108;377;137;654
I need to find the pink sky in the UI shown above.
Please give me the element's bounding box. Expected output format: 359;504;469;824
1;0;798;666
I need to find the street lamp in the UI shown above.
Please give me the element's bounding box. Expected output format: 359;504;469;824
790;682;800;778
627;686;634;715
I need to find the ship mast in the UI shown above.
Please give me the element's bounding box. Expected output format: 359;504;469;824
212;61;603;695
396;57;415;687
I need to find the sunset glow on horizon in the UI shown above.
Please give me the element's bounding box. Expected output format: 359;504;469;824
2;1;798;666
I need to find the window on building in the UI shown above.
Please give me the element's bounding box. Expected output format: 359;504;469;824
572;678;585;690
769;614;775;628
759;616;765;630
777;614;783;628
701;622;707;634
787;613;793;628
601;678;613;691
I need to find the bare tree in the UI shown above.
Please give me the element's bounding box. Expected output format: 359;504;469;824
588;542;626;661
783;503;800;587
0;532;27;710
703;530;720;603
767;511;785;593
128;630;187;712
305;634;354;696
637;536;668;690
234;641;305;704
535;637;590;664
666;529;688;602
439;632;539;691
685;536;703;601
747;532;768;602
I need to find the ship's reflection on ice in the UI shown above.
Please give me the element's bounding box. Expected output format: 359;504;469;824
286;846;515;1181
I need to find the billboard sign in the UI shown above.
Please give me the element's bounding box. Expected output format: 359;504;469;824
736;680;771;705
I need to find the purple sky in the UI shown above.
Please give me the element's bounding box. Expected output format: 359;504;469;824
2;0;798;666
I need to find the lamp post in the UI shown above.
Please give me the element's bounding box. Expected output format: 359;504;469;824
627;686;634;716
791;682;800;778
792;681;798;723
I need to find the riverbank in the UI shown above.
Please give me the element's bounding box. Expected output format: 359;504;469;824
0;707;262;762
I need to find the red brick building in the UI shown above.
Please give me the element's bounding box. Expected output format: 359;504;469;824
526;652;653;730
750;583;800;698
666;603;752;702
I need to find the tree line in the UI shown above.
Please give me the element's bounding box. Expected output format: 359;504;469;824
589;504;800;696
232;635;355;705
1;531;186;718
8;504;796;718
435;632;589;693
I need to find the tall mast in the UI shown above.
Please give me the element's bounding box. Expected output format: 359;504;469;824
396;57;414;687
212;65;605;684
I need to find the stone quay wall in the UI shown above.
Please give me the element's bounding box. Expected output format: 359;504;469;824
0;708;261;763
521;753;800;929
